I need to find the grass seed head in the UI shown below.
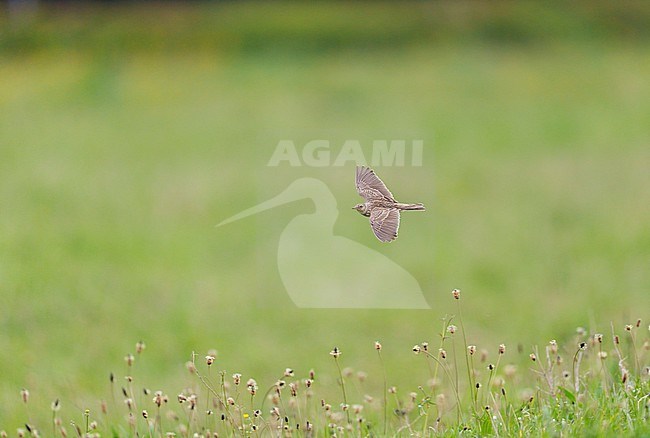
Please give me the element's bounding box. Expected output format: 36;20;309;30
428;378;441;389
153;391;167;407
246;378;258;395
549;340;558;355
452;289;461;300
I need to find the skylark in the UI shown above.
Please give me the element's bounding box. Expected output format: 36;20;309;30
354;166;425;242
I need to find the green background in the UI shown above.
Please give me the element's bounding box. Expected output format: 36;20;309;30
1;1;649;427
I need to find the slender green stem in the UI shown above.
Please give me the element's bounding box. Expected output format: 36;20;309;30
377;349;388;436
423;351;462;424
572;347;584;394
333;356;351;424
432;317;449;384
205;366;211;431
457;300;476;411
628;329;641;376
486;354;502;405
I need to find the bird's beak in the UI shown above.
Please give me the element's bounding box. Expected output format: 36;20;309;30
217;178;330;227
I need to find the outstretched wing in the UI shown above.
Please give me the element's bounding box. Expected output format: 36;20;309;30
356;166;395;202
369;207;400;242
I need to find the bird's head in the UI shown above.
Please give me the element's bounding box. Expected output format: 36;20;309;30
353;203;370;217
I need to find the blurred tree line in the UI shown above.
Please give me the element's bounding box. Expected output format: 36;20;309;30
1;1;650;56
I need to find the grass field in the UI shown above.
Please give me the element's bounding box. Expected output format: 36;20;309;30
1;2;649;435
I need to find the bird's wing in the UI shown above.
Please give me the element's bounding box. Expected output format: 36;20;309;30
369;207;400;242
356;166;395;202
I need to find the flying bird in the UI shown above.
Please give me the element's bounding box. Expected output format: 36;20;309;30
354;166;425;242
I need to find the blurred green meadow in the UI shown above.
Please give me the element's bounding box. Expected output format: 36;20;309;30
1;1;649;429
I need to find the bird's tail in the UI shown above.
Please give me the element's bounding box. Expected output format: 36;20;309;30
396;203;425;211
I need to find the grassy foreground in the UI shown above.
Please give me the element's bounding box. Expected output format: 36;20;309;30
7;290;650;437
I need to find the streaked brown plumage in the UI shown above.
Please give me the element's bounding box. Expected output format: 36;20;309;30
354;166;425;242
